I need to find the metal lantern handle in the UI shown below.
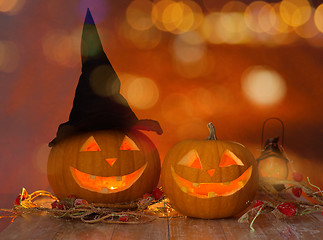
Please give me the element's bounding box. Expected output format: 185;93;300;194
261;117;284;148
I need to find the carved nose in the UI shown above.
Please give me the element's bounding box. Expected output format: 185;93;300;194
106;158;117;167
207;169;215;177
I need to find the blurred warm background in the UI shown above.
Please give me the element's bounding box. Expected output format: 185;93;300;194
0;0;322;231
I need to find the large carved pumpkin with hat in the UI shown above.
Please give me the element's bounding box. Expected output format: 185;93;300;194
48;9;162;204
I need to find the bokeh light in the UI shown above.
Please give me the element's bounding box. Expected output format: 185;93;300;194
0;0;25;15
151;0;203;34
295;13;319;39
241;66;286;106
0;41;20;73
244;1;278;34
172;31;206;63
42;30;79;67
120;20;162;49
172;30;213;78
183;0;204;31
314;4;323;33
222;1;247;13
120;73;159;110
174;52;214;78
271;3;293;34
219;12;250;44
200;12;224;44
201;12;250;44
279;0;312;27
151;0;172;32
126;0;154;31
143;0;323;46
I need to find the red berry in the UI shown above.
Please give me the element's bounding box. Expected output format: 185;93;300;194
292;187;302;198
57;203;65;210
74;198;89;206
292;172;303;182
253;200;264;208
119;215;129;222
51;200;58;209
14;195;22;206
142;193;152;199
51;200;64;210
277;202;297;217
14;194;26;206
152;188;163;200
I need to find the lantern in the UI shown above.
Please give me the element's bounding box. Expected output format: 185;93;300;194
256;118;289;180
257;137;289;179
161;123;259;219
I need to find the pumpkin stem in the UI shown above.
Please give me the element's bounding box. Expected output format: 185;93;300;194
206;122;217;140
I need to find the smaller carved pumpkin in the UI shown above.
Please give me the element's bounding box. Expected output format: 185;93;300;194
161;123;259;219
48;130;160;204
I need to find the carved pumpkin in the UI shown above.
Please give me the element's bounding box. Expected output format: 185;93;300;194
161;123;258;219
48;130;160;203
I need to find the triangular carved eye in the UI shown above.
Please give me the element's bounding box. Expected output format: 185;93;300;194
80;136;101;152
178;150;202;169
219;150;244;167
120;136;139;151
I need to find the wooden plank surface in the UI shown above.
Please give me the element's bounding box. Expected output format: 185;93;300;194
112;218;168;240
169;217;226;240
221;215;284;240
53;220;115;240
0;213;63;240
1;211;323;239
274;214;323;239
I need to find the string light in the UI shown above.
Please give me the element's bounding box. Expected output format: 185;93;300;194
136;0;323;46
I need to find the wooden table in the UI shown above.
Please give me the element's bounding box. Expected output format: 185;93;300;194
0;210;322;240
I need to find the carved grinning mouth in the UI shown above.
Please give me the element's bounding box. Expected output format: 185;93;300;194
70;163;147;194
171;166;252;198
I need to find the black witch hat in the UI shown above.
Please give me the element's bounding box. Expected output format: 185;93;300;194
49;9;162;146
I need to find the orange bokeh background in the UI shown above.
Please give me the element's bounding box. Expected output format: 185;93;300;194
0;0;322;231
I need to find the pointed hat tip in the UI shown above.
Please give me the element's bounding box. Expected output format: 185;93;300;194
84;8;95;25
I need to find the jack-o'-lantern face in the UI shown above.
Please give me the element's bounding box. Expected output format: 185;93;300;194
171;149;253;198
48;130;160;203
161;134;258;219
